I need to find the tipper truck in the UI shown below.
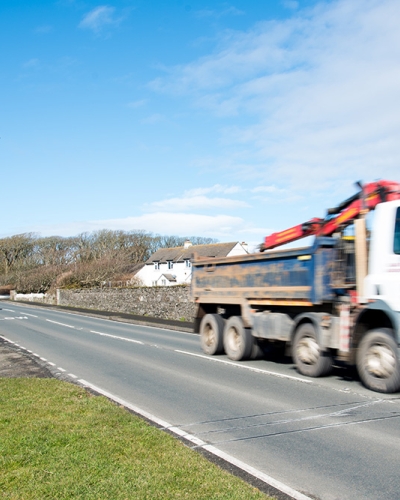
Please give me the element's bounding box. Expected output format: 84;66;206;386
191;180;400;393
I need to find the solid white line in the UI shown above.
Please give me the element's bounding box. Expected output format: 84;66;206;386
175;350;312;384
0;336;14;344
78;379;171;428
46;319;75;329
90;330;144;344
202;445;312;500
77;378;312;500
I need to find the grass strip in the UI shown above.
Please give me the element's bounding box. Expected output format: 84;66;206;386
0;379;271;499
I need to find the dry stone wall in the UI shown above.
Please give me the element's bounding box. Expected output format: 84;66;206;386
56;286;196;322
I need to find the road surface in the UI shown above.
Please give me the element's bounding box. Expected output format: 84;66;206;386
1;302;400;500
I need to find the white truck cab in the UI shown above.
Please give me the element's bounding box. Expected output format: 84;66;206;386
365;200;400;313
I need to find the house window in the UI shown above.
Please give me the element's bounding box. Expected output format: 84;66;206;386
167;261;173;269
154;262;160;270
185;259;191;268
161;279;167;286
152;281;157;286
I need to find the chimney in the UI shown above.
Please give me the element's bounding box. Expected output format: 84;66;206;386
184;239;193;249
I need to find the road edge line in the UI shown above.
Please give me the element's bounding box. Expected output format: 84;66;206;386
78;378;313;500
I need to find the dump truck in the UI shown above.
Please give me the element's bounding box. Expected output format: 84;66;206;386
191;180;400;393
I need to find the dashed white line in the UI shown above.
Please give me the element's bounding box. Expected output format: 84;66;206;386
40;357;47;361
90;330;144;344
46;319;76;329
57;367;66;372
23;312;38;318
175;350;312;384
69;373;78;379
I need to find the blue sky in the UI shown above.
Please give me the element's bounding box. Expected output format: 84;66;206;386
1;0;400;250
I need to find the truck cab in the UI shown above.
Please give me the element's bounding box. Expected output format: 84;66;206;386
365;200;400;313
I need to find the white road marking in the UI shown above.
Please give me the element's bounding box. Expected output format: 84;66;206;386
46;319;76;329
78;378;312;500
175;350;312;384
23;312;38;317
69;373;77;379
40;357;47;361
48;362;56;366
90;330;144;344
2;309;15;312
57;367;66;372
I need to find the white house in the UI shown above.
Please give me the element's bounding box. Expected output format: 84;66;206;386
136;240;249;286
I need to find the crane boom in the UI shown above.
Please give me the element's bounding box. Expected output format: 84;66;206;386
261;180;400;251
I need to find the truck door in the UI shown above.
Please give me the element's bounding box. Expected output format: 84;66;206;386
365;201;400;313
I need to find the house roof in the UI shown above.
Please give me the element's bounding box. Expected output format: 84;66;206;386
145;242;240;264
159;274;177;282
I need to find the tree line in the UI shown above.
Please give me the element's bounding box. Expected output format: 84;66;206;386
0;230;217;293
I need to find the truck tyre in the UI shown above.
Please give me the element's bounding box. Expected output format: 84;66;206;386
356;328;400;393
223;316;253;361
250;339;264;360
293;323;333;377
200;314;225;355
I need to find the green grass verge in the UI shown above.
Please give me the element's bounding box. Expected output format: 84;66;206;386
0;379;272;499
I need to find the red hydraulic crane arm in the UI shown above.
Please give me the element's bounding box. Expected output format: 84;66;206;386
261;180;400;251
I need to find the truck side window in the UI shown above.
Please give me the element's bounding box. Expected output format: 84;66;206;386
394;207;400;255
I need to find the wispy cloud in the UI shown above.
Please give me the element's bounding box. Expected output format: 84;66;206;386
79;5;119;33
150;0;400;195
141;113;165;124
34;25;53;34
22;58;40;69
146;195;248;212
127;99;147;109
195;6;244;19
29;213;248;240
185;184;241;196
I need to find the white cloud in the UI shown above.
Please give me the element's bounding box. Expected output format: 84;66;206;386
79;6;118;33
251;185;284;194
195;7;244;19
22;58;40;68
185;184;241;196
127;99;147;109
141;113;165;124
146;195;248;212
29;213;249;241
150;0;400;196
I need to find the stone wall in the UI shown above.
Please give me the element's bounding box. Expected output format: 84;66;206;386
56;286;196;322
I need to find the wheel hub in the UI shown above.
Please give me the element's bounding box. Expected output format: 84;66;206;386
365;344;396;378
204;324;215;347
297;336;319;365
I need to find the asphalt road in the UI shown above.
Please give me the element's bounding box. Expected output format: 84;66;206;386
1;301;400;500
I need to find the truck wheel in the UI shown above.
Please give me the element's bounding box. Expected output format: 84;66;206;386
200;314;225;355
223;316;253;361
293;323;333;377
357;328;400;393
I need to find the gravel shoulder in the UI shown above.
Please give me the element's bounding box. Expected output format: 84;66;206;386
0;337;54;378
